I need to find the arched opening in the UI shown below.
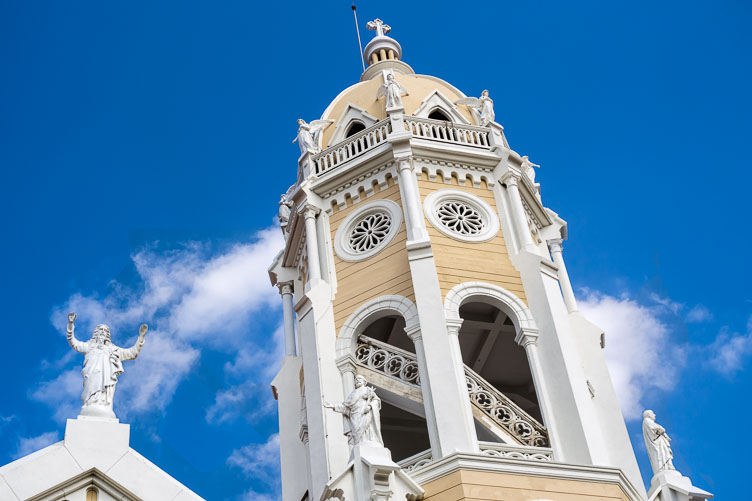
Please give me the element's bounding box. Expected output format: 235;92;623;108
427;108;451;121
345;121;366;137
458;301;542;423
355;314;429;461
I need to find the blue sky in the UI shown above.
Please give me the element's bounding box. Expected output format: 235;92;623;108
0;1;750;499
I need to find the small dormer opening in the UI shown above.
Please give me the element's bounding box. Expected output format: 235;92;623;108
345;121;367;137
428;108;451;121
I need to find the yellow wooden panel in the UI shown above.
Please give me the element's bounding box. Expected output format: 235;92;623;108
330;181;414;334
417;179;527;305
422;469;630;501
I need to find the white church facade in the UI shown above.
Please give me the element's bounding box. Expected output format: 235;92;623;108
0;17;713;501
268;18;713;501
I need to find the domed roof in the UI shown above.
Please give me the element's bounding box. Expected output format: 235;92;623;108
319;72;476;149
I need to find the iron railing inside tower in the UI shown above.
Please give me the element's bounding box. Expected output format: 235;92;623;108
354;335;549;448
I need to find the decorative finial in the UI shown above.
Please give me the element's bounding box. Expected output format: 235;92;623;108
366;18;391;37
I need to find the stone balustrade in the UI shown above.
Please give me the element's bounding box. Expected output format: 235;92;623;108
312;119;392;175
404;116;490;148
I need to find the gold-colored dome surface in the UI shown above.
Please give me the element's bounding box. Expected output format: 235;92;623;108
319;73;475;149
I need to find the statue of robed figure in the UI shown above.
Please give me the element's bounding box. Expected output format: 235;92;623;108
66;312;148;418
377;73;408;112
642;409;676;473
325;375;384;447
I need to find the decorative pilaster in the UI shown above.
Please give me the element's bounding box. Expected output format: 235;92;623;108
396;158;428;243
303;206;322;283
515;327;563;460
277;281;297;356
336;356;357;397
403;324;441;460
547;238;578;313
501;172;537;253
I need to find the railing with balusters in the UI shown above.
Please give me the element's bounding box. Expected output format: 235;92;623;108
403;116;491;148
312;119;392;175
353;335;549;448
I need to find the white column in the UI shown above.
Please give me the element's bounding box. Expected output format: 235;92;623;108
397;158;428;242
445;319;479;453
404;325;442;460
336;357;357;397
278;281;297;356
515;328;564;460
303;206;322;282
501;173;537;252
548;238;578;313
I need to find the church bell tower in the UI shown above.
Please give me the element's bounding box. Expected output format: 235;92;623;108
269;19;649;501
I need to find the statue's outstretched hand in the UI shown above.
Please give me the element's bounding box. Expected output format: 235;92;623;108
139;324;148;337
68;312;77;323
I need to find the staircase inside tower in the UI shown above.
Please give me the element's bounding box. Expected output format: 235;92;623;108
354;311;549;461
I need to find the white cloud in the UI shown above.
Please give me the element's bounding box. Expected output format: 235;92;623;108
227;433;281;484
686;304;713;323
206;328;283;425
579;291;685;420
706;316;752;376
14;431;59;459
35;227;285;422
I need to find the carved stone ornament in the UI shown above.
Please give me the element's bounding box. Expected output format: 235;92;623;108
642;409;675;473
66;312;147;419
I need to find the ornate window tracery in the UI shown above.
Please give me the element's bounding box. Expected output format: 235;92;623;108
334;200;403;262
435;199;485;235
423;189;499;242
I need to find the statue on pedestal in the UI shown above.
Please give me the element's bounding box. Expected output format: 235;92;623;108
521;155;540;183
643;409;675;473
66;312;148;418
377;74;408;112
278;194;293;227
325;375;383;446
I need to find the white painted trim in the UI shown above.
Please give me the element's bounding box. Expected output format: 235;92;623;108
423;189;500;243
335;295;419;361
413;90;470;125
444;281;536;332
329;104;379;146
333;200;403;262
408;452;645;501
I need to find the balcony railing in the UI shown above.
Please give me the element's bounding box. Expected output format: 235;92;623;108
397;448;433;473
312;119;392;175
478;441;553;462
404;116;490;148
354;335;549;448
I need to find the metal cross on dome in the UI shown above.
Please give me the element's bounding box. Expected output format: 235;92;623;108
366;18;391;37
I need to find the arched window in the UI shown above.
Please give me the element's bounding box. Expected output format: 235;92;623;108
345;121;366;137
427;108;451;121
85;488;98;501
356;315;430;461
457;301;543;440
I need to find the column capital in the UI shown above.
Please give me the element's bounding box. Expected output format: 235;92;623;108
335;355;357;375
396;156;413;171
445;318;464;336
404;324;422;342
276;281;294;296
515;327;539;347
547;238;563;254
500;171;520;187
303;205;320;219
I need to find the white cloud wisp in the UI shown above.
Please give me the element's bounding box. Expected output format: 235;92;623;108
33;227;284;422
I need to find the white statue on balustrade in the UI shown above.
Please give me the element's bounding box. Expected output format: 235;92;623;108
521;155;540;183
455;90;495;126
642;410;676;473
66;312;148;419
377;73;408;112
293;118;333;155
325;375;384;447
